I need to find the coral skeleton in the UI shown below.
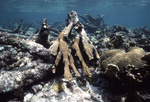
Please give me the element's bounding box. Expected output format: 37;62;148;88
37;18;50;48
0;18;22;33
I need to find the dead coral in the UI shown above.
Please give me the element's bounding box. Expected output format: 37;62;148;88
0;32;54;61
0;18;22;33
78;13;106;33
37;18;50;48
0;61;52;93
0;32;55;93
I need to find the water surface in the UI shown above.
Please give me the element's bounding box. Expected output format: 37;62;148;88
0;0;150;28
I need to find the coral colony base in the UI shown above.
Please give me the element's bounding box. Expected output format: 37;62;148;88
0;11;150;102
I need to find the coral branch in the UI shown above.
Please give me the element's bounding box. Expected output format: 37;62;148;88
49;22;80;79
0;62;52;93
79;13;106;33
72;35;91;76
74;22;100;60
0;18;22;33
78;14;88;23
11;18;23;33
0;32;53;61
81;28;98;60
49;22;73;56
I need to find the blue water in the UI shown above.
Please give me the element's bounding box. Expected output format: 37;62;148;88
0;0;150;29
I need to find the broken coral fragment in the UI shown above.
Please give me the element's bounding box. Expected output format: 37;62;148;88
37;18;50;48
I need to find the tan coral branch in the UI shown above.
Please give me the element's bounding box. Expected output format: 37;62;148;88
49;22;73;56
69;53;80;77
72;34;92;77
50;22;80;79
80;29;100;60
60;39;72;79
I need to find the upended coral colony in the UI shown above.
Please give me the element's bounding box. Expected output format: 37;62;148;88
0;10;150;102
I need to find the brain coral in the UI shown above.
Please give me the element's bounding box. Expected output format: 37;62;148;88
101;47;146;71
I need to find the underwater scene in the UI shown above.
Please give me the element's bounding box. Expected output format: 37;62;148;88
0;0;150;102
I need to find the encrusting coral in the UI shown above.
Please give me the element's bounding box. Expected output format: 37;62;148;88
49;11;100;79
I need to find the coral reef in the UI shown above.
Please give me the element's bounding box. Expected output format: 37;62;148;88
0;11;150;102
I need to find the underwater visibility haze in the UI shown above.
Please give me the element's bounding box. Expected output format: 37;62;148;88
0;0;150;28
